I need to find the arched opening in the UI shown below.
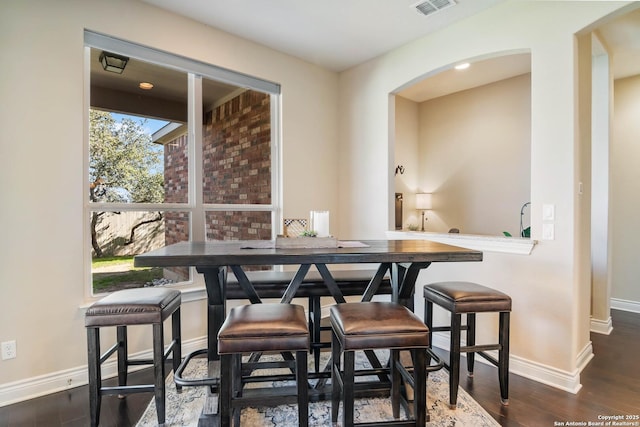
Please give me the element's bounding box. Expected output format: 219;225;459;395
392;52;532;237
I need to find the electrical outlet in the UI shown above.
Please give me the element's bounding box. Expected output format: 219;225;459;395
1;340;17;360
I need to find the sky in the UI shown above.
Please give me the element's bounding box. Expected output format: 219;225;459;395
111;113;169;136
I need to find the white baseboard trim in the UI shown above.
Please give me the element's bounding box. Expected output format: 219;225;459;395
0;337;208;408
431;333;593;394
611;298;640;314
590;316;613;335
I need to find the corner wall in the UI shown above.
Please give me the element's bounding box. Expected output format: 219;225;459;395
336;1;628;390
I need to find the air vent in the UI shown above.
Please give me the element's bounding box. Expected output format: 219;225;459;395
411;0;456;16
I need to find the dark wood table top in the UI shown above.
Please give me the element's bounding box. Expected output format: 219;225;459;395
134;239;482;268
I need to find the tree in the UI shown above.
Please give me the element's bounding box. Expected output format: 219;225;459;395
89;110;164;257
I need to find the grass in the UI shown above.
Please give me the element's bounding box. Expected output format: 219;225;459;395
92;255;134;269
92;255;163;293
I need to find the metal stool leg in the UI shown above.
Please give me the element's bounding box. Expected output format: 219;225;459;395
466;313;476;376
413;348;427;425
296;350;309;427
87;327;101;427
425;300;434;347
331;332;341;423
342;350;355;427
499;311;510;405
449;313;462;408
153;322;166;425
390;349;401;419
171;308;182;392
116;326;128;388
219;354;232;427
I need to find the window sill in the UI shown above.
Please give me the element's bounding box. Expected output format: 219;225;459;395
386;230;536;255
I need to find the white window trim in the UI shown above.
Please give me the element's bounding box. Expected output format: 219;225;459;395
84;31;283;299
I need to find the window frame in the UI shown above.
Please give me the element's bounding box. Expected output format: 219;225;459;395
84;31;283;297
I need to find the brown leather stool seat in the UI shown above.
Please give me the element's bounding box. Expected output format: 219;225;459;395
85;288;181;427
218;303;309;427
423;281;511;408
330;302;433;427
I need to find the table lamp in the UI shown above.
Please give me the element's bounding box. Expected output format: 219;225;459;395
416;193;432;231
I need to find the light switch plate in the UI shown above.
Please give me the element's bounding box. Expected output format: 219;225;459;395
543;204;555;221
542;223;555;240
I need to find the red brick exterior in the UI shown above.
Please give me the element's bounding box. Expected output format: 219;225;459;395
203;90;272;205
163;90;272;249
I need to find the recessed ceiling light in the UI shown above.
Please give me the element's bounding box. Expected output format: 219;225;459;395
454;63;470;70
139;82;154;90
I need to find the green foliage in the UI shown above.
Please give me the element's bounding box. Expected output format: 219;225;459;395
300;230;318;237
89;110;164;203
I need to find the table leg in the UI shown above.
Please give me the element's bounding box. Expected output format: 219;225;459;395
197;267;226;361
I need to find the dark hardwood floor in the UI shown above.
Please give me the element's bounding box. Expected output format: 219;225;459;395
1;309;638;426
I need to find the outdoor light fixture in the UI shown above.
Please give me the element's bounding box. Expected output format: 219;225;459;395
99;51;129;74
416;193;433;232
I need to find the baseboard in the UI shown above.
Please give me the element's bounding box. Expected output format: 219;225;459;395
611;298;640;314
0;337;208;408
431;333;593;394
590;316;613;335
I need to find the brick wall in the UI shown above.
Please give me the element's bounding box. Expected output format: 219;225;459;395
203;90;271;205
163;90;272;246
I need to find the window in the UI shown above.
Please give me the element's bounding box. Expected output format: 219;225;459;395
85;32;281;295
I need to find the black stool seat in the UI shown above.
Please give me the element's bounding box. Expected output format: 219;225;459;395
85;287;181;326
85;288;181;427
218;304;309;427
330;302;436;427
424;281;512;313
423;281;511;408
331;302;430;351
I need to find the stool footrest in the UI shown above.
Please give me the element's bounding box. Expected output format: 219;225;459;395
461;344;501;353
127;359;154;366
174;349;219;389
425;348;445;373
101;384;155;395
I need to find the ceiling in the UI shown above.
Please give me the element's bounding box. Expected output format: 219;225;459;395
141;0;507;72
95;1;640;116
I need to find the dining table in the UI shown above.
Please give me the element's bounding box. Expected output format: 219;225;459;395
134;238;482;424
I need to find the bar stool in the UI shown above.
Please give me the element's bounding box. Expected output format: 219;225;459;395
423;281;511;408
218;303;309;427
330;302;433;427
85;287;181;427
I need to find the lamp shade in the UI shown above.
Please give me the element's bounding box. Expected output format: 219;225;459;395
416;193;432;210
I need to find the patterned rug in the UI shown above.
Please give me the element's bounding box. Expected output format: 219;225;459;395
136;352;500;426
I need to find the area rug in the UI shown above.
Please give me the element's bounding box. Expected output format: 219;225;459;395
136;352;499;426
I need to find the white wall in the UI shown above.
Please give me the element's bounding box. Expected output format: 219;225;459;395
611;75;640;307
0;0;338;402
393;96;421;228
336;1;629;392
416;74;531;236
